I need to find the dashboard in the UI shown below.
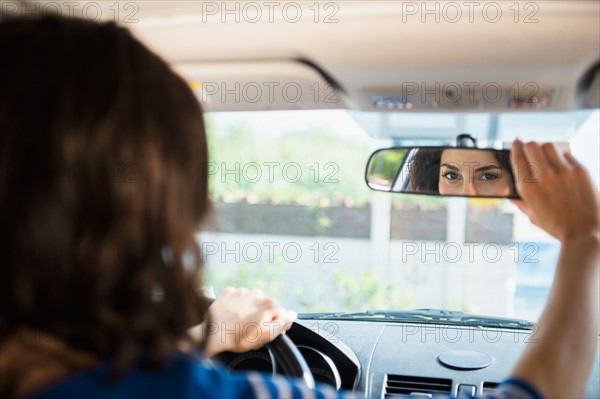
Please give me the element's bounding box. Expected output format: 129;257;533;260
215;320;600;398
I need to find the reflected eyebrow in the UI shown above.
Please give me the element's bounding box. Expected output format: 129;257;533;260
441;163;503;173
440;163;460;171
474;164;503;173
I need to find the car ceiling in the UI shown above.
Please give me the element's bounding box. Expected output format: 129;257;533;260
12;1;600;112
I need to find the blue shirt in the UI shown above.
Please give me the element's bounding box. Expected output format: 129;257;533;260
28;352;543;399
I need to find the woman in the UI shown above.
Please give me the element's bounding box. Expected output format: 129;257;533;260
0;16;598;399
0;16;296;399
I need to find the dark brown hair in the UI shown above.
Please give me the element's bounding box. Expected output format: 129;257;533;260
0;15;210;380
408;148;443;193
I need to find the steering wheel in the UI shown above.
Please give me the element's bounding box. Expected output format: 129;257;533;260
266;332;315;389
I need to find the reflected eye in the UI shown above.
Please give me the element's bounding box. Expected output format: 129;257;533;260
442;171;460;181
480;172;499;181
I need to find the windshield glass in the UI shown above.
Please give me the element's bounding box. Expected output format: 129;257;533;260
200;109;599;322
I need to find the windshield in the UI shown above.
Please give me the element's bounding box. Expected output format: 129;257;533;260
200;109;599;323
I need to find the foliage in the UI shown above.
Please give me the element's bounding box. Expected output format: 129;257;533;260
205;117;374;206
205;261;414;313
366;148;408;185
205;115;447;209
206;261;285;300
330;269;414;311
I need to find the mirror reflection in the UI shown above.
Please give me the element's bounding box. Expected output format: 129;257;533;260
366;147;517;198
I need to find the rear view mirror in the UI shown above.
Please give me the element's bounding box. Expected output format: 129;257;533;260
365;147;518;198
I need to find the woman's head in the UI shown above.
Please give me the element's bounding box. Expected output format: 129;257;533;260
408;147;516;197
438;149;516;197
0;16;210;367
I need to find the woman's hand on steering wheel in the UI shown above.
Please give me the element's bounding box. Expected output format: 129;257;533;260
192;287;297;357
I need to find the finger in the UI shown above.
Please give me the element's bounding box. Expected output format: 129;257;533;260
272;308;297;322
541;142;568;171
271;310;297;336
221;286;236;296
510;199;532;217
511;139;531;185
283;321;295;332
216;287;249;307
511;139;527;166
282;309;298;324
249;288;265;300
510;199;540;227
256;298;283;320
563;151;581;168
522;141;550;176
256;297;278;309
564;152;598;199
213;286;237;306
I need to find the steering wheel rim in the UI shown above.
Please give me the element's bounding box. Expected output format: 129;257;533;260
266;333;315;389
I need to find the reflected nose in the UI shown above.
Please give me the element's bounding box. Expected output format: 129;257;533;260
465;182;478;196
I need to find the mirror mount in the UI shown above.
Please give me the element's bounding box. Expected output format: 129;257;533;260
456;133;478;148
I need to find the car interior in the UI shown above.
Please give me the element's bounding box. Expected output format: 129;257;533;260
5;1;600;397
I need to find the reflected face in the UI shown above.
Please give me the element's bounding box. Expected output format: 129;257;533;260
438;149;514;196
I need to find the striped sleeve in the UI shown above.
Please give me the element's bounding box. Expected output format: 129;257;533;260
191;360;363;399
244;371;362;399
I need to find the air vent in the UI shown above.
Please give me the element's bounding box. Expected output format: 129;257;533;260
383;374;452;397
482;382;500;395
